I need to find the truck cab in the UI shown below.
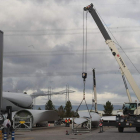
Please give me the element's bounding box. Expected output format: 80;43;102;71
123;103;137;115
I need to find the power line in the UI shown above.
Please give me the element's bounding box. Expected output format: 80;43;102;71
3;48;140;57
3;26;140;32
4;30;140;36
3;69;140;77
3;26;140;36
4;48;140;53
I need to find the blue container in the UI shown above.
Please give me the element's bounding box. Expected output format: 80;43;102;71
12;131;15;140
4;132;7;140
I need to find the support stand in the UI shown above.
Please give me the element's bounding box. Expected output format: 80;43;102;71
72;72;92;134
72;118;91;133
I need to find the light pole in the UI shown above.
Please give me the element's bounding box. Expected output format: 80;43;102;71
0;31;4;125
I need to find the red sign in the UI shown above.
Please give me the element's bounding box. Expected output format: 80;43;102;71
99;123;102;126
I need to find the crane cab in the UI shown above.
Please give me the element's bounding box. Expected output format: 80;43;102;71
123;103;137;115
123;102;140;115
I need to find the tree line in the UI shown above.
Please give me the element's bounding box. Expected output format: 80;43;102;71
40;100;79;118
38;100;114;118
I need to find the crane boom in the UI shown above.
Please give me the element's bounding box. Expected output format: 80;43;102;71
120;68;132;103
84;3;140;102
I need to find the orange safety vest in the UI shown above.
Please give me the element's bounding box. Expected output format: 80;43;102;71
65;119;67;123
99;122;102;127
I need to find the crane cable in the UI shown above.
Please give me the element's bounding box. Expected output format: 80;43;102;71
76;10;91;119
82;9;88;73
82;10;88;100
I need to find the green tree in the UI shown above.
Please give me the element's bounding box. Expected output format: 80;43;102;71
71;110;79;117
45;100;55;110
58;105;65;119
65;101;72;117
38;107;41;110
103;101;114;116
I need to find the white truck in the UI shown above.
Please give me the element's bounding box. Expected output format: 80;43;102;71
84;3;140;132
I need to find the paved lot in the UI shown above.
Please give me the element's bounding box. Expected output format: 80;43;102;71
7;124;140;140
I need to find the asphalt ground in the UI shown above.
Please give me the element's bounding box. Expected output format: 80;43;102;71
6;124;140;140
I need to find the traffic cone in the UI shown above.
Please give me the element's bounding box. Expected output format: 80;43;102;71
49;123;50;126
66;130;69;135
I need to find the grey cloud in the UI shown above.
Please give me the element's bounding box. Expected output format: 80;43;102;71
1;0;140;105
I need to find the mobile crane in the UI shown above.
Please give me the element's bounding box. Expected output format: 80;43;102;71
84;3;140;132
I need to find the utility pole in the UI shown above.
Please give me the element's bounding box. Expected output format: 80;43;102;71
50;87;51;100
65;84;70;103
48;87;52;101
68;85;69;101
67;85;69;101
48;88;49;100
65;85;67;104
48;87;52;100
0;31;3;112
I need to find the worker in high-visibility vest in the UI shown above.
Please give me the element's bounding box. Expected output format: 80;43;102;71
65;119;67;127
99;120;103;133
66;119;69;127
68;118;71;127
101;119;104;132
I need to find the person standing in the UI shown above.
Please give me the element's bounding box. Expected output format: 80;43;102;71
66;119;69;127
68;118;71;127
98;120;102;133
65;118;67;127
101;119;104;132
3;117;11;138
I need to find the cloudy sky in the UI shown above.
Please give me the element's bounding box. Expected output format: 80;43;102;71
1;0;140;107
